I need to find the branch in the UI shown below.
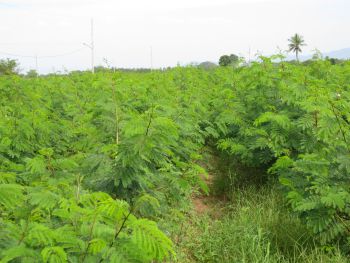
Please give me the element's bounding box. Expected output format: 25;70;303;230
145;105;155;136
111;80;120;144
329;101;350;153
99;210;132;263
81;212;98;263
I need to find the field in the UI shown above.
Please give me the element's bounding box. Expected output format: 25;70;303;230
1;57;350;262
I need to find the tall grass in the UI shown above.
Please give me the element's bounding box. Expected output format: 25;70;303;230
174;186;348;263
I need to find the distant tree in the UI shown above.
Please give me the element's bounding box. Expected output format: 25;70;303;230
311;49;323;61
198;61;217;70
325;56;343;65
219;55;230;66
288;34;306;61
219;54;239;67
0;58;20;75
26;69;38;78
301;59;313;66
94;66;110;73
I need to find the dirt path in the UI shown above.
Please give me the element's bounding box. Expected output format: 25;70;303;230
191;173;224;218
192;172;212;214
192;196;211;214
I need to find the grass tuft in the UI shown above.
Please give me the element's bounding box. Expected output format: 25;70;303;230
173;186;348;263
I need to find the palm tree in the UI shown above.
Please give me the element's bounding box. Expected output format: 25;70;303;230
288;34;306;61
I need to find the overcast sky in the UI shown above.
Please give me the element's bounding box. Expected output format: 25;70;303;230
0;0;349;73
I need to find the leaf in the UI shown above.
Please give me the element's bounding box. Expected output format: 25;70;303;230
0;184;24;209
88;238;106;255
0;245;38;263
26;224;56;246
41;247;67;263
320;192;346;210
26;156;47;174
134;194;160;217
130;219;175;261
29;191;60;210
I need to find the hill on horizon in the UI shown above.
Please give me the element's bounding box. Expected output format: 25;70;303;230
291;48;350;61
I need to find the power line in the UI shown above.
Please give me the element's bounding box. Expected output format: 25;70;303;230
150;46;153;70
0;47;86;59
39;47;86;58
0;42;83;46
0;17;95;73
0;47;87;72
0;51;35;58
83;18;94;73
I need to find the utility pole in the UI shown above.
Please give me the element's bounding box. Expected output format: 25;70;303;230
248;46;251;65
91;18;94;74
35;54;38;73
83;18;95;73
150;46;153;70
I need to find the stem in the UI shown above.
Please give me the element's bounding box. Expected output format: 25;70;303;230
145;106;154;136
81;212;98;263
47;155;55;177
314;111;318;128
116;110;119;145
112;211;132;245
111;81;120;144
99;211;132;263
17;220;29;245
336;214;350;234
75;174;82;203
330;102;350;153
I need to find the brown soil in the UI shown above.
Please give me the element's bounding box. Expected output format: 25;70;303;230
191;173;224;218
192;197;210;214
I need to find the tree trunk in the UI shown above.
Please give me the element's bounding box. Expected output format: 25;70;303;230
296;50;299;62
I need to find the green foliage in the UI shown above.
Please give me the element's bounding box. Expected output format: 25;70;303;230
0;176;174;262
218;54;239;67
26;69;38;78
0;66;225;261
2;57;350;260
1;70;217;262
211;57;350;247
0;58;19;75
173;187;348;263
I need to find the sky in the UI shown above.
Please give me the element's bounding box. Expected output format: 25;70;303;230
0;0;349;73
